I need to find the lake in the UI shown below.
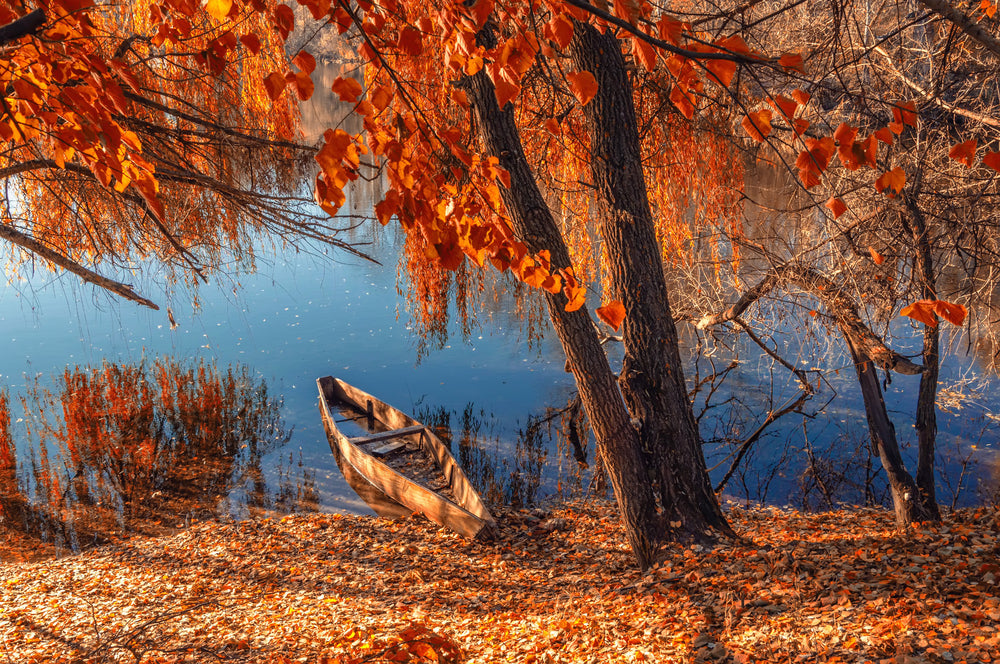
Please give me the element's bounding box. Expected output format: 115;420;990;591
2;82;998;555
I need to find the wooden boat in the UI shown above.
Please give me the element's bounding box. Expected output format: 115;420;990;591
317;376;497;539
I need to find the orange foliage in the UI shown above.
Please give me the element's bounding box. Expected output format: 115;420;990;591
901;299;968;327
1;0;309;292
22;358;290;522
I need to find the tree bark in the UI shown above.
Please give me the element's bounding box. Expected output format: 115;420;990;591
914;0;1000;61
570;22;733;542
900;197;942;520
464;29;661;569
843;335;933;526
0;9;44;46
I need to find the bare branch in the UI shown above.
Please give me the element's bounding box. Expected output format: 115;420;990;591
697;263;924;375
915;0;1000;61
0;223;159;309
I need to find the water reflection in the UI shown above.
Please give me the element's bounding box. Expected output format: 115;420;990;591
414;396;595;507
0;359;313;559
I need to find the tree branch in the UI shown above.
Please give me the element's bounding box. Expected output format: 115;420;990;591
0;9;44;46
0;223;158;309
872;46;1000;128
697;263;924;375
915;0;1000;61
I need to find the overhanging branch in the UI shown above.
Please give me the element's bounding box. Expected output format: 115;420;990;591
0;223;159;309
697;263;924;375
915;0;1000;61
0;9;44;46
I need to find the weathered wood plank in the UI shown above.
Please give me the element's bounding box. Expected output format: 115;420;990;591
347;424;426;446
371;441;408;457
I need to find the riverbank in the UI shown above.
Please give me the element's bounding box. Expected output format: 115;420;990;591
2;500;998;663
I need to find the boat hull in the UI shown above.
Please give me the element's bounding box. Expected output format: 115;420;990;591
317;376;496;539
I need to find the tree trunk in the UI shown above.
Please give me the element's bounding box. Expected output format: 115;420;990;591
843;334;935;526
901;197;942;520
570;22;733;542
464;29;662;569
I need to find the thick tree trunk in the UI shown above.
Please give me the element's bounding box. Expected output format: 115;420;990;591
464;32;661;569
570;23;733;542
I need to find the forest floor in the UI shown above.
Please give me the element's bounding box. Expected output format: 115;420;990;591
1;500;998;663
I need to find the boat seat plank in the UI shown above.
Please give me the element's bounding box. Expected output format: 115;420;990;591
348;424;426;446
371;441;408;457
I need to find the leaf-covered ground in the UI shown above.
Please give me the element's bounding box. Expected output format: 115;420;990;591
2;501;998;663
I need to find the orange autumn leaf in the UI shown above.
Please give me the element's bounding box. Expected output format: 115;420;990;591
263;72;286;101
767;94;798;121
398;26;423;56
795;137;835;189
567;71;598;106
778;52;805;72
371;85;393;111
932;299;968;326
288;70;314;101
331;76;363;103
240;33;262;54
670;85;696;119
826;197;847;219
715;34;752;56
705;57;737;87
890;102;917;134
596;300;626;331
984;151;1000;171
561;268;587;312
873;127;894;144
901;299;967;327
494;77;521;108
875;167;906;197
949;139;977;168
898;101;918;126
869;246;886;265
292;50;316;74
632;37;658;72
742;109;772;142
544;13;575;49
791;89;811;106
901;300;937;327
657;15;686;45
204;0;233;20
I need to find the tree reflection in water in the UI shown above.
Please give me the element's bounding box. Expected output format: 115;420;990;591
416;395;596;507
0;359;310;559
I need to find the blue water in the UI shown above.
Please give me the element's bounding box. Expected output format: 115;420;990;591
5;221;998;519
1;225;582;518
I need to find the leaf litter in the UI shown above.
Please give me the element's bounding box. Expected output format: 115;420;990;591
1;500;998;663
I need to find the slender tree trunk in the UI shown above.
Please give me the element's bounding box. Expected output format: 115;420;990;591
570;22;733;541
843;335;935;526
696;261;937;525
901;198;942;520
463;29;661;569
